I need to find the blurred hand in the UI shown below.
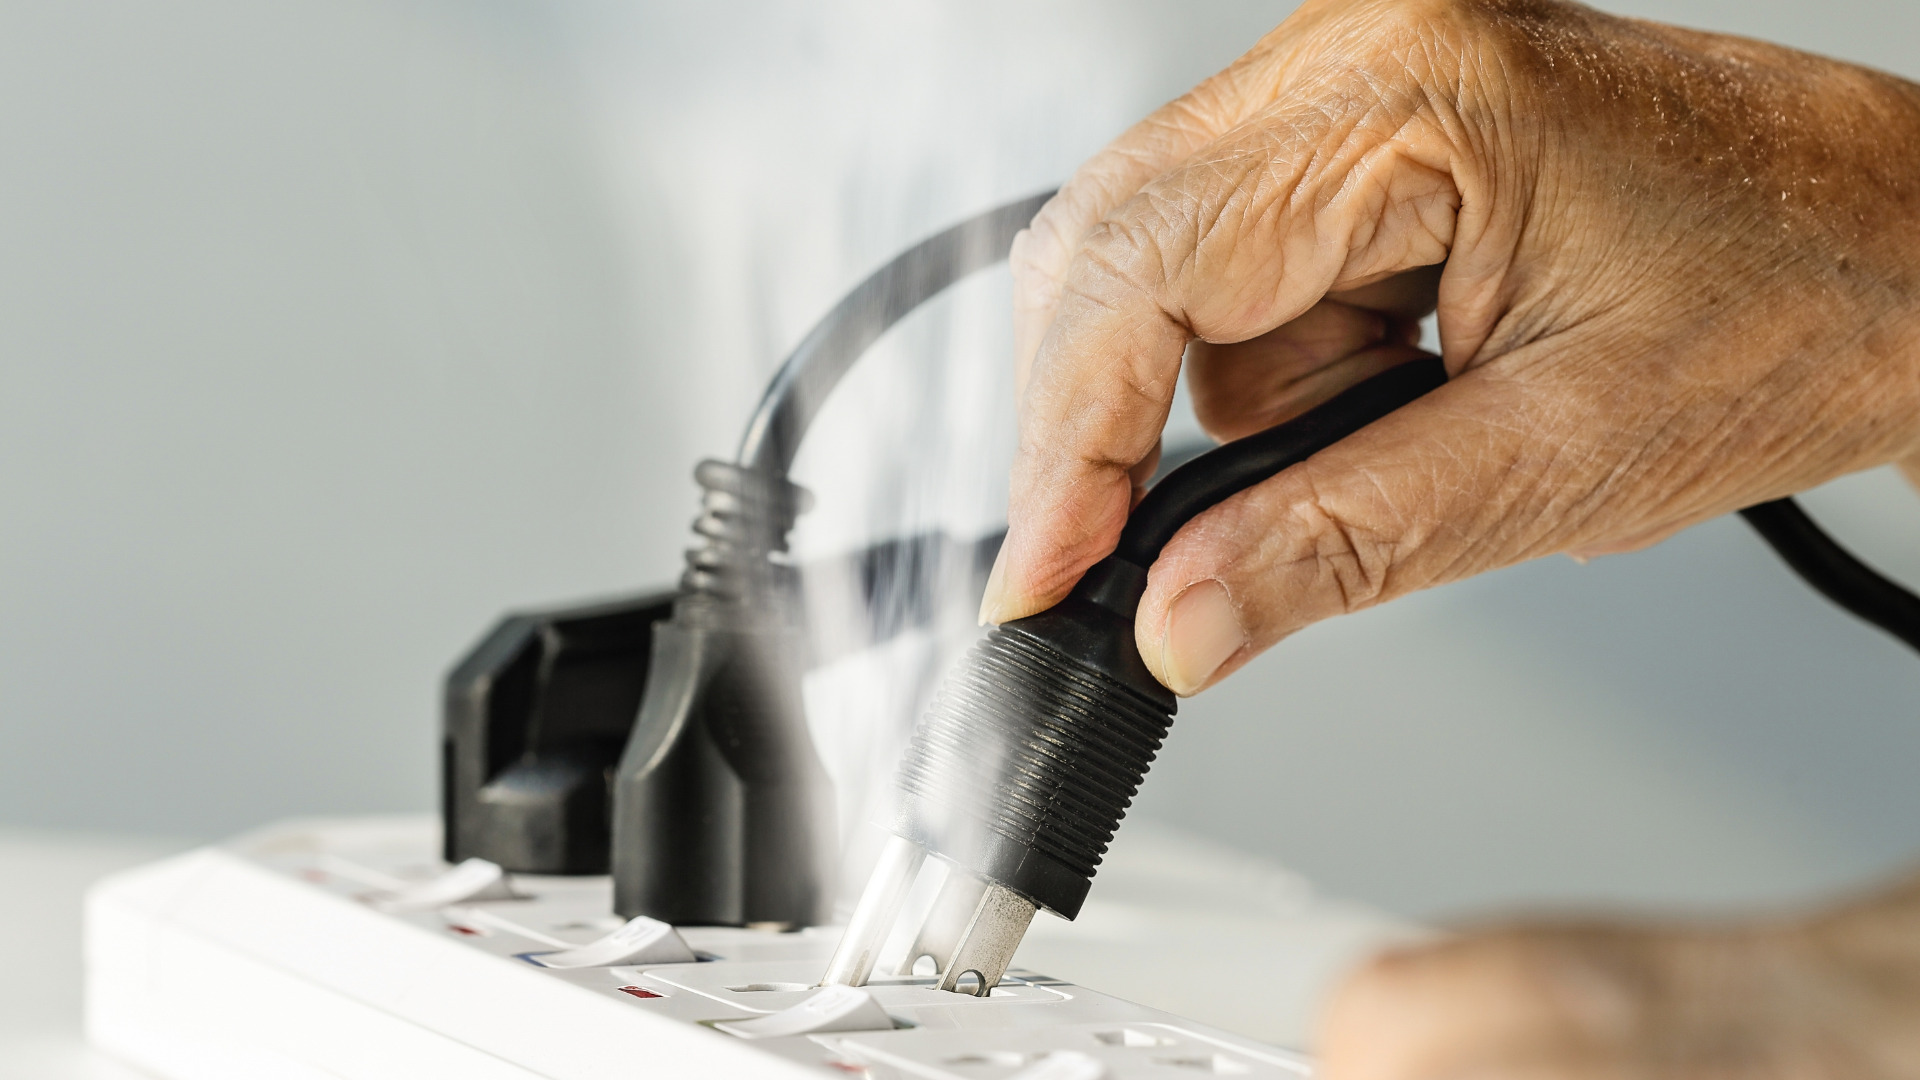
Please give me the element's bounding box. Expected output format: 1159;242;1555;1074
982;0;1920;695
1319;873;1920;1078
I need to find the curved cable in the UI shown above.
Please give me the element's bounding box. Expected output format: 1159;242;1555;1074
1741;497;1920;656
1114;357;1449;566
736;191;1055;477
1109;356;1920;661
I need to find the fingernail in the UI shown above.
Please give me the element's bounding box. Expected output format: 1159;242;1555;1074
1158;580;1246;695
978;547;1010;625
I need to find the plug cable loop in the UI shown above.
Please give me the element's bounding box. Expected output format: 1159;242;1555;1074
1741;497;1920;656
1116;357;1449;568
736;191;1056;478
680;191;1056;610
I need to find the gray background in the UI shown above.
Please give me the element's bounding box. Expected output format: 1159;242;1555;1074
3;0;1917;923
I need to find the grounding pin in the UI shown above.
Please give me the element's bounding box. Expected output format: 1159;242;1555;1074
820;835;925;988
935;883;1036;996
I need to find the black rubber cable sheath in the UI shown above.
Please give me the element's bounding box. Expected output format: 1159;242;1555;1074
736;191;1055;477
1115;356;1450;565
1740;497;1920;656
1115;356;1920;663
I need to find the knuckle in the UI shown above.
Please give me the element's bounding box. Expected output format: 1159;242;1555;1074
1061;217;1187;333
1080;180;1227;317
1080;213;1172;284
1285;473;1404;614
1015;182;1128;298
1366;0;1543;33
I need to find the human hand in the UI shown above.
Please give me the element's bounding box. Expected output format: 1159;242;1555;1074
983;0;1920;694
1318;872;1920;1078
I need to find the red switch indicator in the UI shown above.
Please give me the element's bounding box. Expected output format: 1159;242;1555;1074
616;986;662;1000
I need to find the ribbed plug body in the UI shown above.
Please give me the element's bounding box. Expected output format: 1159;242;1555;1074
891;562;1175;919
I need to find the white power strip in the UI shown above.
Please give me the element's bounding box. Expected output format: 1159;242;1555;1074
85;817;1320;1079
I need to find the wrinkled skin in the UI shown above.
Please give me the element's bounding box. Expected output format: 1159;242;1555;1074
983;0;1920;1072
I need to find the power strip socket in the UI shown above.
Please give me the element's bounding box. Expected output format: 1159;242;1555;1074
85;817;1317;1079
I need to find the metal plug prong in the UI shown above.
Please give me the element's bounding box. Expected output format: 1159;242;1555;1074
819;836;925;987
893;868;987;976
934;883;1036;997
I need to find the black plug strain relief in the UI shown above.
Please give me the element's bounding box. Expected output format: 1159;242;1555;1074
678;460;812;620
1068;557;1150;619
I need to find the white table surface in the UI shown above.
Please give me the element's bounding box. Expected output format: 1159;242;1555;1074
0;819;1414;1075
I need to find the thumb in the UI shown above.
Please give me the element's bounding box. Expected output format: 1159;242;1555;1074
987;84;1483;628
1137;359;1634;694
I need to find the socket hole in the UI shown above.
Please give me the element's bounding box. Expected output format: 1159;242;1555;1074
950;969;986;997
945;1052;1028;1068
911;954;938;977
1153;1054;1252;1075
727;982;810;993
1095;1028;1174;1048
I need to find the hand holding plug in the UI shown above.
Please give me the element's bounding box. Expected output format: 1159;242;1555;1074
978;0;1920;1066
983;0;1920;696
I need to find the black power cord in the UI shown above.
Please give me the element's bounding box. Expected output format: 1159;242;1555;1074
1741;497;1920;656
1117;358;1448;564
737;191;1056;477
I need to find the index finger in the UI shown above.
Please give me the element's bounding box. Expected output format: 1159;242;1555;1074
985;78;1464;623
1010;40;1291;390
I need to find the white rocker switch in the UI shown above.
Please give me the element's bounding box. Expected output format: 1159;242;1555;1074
374;858;522;913
713;985;894;1039
524;915;698;968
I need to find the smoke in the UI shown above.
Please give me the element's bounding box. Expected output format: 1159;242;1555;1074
789;264;1016;917
536;0;1285;919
